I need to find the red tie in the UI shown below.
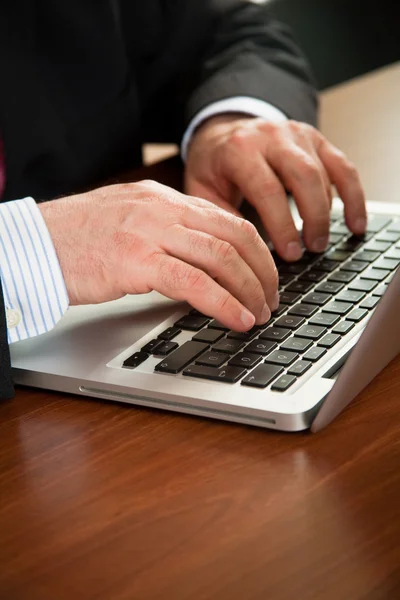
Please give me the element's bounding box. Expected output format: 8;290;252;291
0;138;5;199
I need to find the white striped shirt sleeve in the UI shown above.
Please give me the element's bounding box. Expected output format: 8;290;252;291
0;197;69;344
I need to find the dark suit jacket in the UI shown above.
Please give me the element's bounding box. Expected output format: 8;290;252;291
0;0;317;400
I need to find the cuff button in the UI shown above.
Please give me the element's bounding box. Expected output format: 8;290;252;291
6;308;22;328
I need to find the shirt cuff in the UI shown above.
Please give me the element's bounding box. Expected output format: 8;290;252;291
181;96;288;161
0;197;69;343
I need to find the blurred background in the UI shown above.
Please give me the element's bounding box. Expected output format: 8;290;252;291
257;0;399;89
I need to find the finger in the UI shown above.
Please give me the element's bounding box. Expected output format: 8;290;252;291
317;138;367;234
184;176;243;217
181;202;279;311
223;150;303;261
161;225;271;325
146;253;256;331
268;143;331;253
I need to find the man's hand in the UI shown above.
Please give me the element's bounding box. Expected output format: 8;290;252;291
39;180;279;331
185;116;367;261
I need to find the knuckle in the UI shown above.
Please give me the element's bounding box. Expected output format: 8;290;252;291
241;277;265;305
238;218;259;244
215;239;237;264
297;156;320;182
213;292;232;313
228;129;250;150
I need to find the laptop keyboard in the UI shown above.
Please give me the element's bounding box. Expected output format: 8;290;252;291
122;214;400;392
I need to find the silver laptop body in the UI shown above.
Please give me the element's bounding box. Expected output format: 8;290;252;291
11;199;400;432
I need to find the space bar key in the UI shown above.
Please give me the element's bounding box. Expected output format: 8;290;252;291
155;341;209;374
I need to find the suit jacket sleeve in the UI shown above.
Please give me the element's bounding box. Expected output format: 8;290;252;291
184;0;318;129
0;277;14;401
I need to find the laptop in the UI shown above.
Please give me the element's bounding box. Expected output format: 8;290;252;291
10;198;400;432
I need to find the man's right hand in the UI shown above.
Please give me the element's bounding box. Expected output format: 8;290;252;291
39;180;279;331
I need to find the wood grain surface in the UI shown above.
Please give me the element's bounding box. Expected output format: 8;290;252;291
1;65;399;600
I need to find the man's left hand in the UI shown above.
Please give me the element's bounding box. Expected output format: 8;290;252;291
185;115;366;262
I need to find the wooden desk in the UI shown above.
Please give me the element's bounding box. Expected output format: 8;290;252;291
1;66;399;600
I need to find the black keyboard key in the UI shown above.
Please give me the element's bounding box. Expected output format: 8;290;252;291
271;304;288;317
227;327;259;342
288;303;318;318
316;281;344;294
349;278;378;292
336;290;366;303
297;251;320;264
265;350;299;366
347;308;369;322
359;296;380;310
155;341;208;373
328;270;356;284
183;365;246;383
241;364;284;388
155;341;179;356
158;326;182;341
271;375;297;392
364;241;392;253
299;270;326;283
174;316;210;331
213;339;245;354
288;360;312;376
336;235;368;252
295;324;327;340
372;285;387;297
303;292;332;306
259;327;291;342
279;291;302;305
375;231;400;243
354;250;380;263
208;320;230;331
274;315;305;330
280;337;312;353
189;309;208;317
141;339;164;354
196;351;228;368
341;260;369;273
322;301;353;315
361;268;390;281
373;257;400;271
309;313;340;327
327;250;352;262
279;273;295;287
246;339;278;355
123;351;149;369
287;281;314;294
318;333;341;348
228;352;262;369
279;263;305;275
192;328;225;344
303;347;327;362
366;216;391;232
332;320;355;335
314;259;338;272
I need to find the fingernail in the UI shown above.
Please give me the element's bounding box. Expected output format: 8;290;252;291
311;236;329;253
355;217;367;233
240;309;256;329
271;292;280;312
259;303;271;324
285;242;303;262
